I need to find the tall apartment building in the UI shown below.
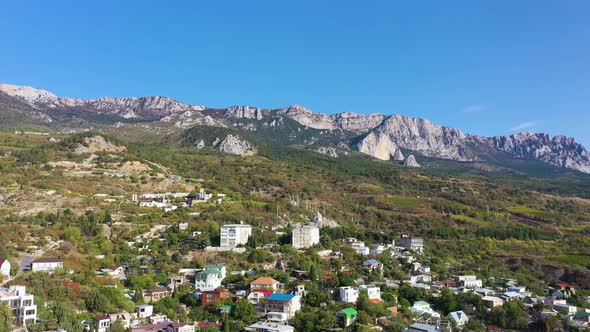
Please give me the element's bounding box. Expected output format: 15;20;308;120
399;235;424;254
220;223;252;248
0;285;37;326
291;225;320;249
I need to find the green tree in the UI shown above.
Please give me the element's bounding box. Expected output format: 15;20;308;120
64;226;81;242
357;291;371;312
231;299;256;324
135;288;144;304
86;288;109;313
109;321;127;332
0;303;13;332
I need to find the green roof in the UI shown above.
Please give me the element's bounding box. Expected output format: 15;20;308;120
205;264;224;270
339;308;358;318
220;304;232;310
196;268;222;280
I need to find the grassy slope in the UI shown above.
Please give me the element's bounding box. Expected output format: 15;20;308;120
1;131;590;289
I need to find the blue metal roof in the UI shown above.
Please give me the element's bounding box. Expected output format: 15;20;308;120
268;293;296;301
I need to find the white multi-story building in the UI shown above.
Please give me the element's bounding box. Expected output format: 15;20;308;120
0;285;37;326
399;235;424;254
220;223;252;248
195;264;226;291
454;275;483;289
359;285;382;302
266;293;301;319
31;257;63;273
291;225;320;249
339;286;359;303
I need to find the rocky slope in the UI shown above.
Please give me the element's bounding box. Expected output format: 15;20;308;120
2;82;589;173
0;83;206;120
477;133;590;174
217;134;257;156
357;114;473;161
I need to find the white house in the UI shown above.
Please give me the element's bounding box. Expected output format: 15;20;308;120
410;301;440;318
248;289;273;304
195;264;226;291
405;274;432;284
31;257;63;273
94;315;110;332
554;303;577;315
339;286;359;303
0;259;10;277
0;285;37;326
220;223;252;248
354;246;370;255
482;296;504;309
448;310;469;327
359;285;382;302
500;291;525;302
292;225;320;249
250;277;281;291
454;275;482;289
266;293;301;319
362;259;383;271
136;304;154;318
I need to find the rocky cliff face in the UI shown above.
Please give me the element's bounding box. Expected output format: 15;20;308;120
275;105;385;133
356;131;403;161
218;134;257;156
358;114;474;161
478;133;590;173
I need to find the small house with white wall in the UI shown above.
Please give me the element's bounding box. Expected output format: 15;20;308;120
32;257;63;273
0;259;10;277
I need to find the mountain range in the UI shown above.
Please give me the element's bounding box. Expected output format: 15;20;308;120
1;82;589;174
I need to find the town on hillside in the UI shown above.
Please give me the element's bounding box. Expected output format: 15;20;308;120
1;214;588;332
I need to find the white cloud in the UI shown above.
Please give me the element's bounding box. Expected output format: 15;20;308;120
462;104;486;113
510;121;536;132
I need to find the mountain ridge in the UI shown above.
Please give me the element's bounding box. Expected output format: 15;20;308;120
2;82;589;174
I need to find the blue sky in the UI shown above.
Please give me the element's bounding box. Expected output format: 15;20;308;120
1;1;589;146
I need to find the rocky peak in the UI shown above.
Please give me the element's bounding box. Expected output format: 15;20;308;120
403;155;421;167
0;83;59;107
360;114;473;161
278;105;386;133
481;132;590;173
0;83;205;119
225;106;265;120
218;134;257;156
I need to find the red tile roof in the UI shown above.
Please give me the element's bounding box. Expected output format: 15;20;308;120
144;287;169;294
251;277;280;285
